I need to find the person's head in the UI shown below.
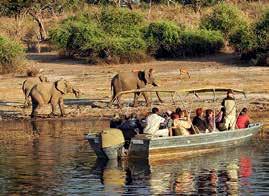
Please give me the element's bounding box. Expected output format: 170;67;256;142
227;89;234;98
175;107;182;114
113;113;120;120
152;107;159;114
178;111;185;118
206;109;213;117
171;112;179;120
196;108;203;117
130;112;137;119
240;107;248;115
124;114;130;120
166;110;172;116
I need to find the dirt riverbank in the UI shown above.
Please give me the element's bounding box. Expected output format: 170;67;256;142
0;52;268;121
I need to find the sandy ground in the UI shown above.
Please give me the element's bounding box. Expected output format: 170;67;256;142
0;52;268;120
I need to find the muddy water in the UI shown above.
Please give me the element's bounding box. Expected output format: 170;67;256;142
0;114;268;195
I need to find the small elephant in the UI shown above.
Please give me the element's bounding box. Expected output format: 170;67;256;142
110;68;163;107
22;75;49;107
30;79;80;118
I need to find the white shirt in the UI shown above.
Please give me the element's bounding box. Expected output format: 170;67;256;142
144;113;165;135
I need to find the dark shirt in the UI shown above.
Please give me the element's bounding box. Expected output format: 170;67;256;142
110;119;122;129
192;116;207;133
119;118;142;140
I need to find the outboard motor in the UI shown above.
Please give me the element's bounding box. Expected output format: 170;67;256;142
86;128;125;159
101;128;125;159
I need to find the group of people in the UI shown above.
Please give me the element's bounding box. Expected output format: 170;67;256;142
110;89;250;142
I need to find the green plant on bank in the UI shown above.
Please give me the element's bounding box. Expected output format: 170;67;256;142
229;24;257;55
0;35;25;74
179;29;224;56
200;2;247;38
254;9;269;50
50;8;147;63
228;9;269;63
143;21;182;57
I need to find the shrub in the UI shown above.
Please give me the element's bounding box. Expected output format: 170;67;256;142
229;24;257;54
0;35;25;74
143;21;182;57
200;3;246;38
100;8;144;37
254;9;269;49
179;29;224;56
50;8;147;63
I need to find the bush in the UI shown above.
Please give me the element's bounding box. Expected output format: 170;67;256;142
179;29;224;56
0;35;25;74
143;21;182;57
100;8;144;37
200;3;246;38
50;8;147;63
255;9;269;49
229;24;257;54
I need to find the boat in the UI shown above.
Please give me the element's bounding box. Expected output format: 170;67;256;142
128;123;262;160
85;87;263;160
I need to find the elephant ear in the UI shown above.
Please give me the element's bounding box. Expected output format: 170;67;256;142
56;79;67;94
144;68;154;84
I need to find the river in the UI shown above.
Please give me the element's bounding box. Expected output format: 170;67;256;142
0;114;268;195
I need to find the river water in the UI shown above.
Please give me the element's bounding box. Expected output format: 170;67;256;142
0;115;268;195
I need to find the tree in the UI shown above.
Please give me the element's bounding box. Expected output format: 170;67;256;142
0;0;81;41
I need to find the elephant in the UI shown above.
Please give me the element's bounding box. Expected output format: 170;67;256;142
110;68;163;107
22;75;49;107
29;79;80;118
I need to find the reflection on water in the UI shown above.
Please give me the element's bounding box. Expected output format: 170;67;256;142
0;117;268;195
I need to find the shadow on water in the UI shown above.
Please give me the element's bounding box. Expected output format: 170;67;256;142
0;111;268;195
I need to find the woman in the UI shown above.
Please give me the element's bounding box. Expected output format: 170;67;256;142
236;108;250;129
173;111;191;136
205;109;214;132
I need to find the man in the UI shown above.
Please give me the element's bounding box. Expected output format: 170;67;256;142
144;107;168;137
222;89;237;130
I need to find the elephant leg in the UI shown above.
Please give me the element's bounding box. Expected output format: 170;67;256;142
31;100;39;118
142;92;151;107
133;92;140;107
58;98;65;117
156;92;164;103
49;99;58;117
24;90;31;107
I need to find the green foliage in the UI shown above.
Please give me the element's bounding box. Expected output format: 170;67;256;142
254;9;269;49
50;8;147;63
229;24;257;54
143;21;182;57
179;29;224;56
200;3;246;38
228;9;269;62
100;8;144;37
0;35;25;74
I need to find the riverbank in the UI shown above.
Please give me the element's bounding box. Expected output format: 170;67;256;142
0;52;268;121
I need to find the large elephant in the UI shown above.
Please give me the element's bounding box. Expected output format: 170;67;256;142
29;79;80;118
22;75;48;107
110;68;163;107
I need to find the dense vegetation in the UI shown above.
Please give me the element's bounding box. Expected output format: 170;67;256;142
0;1;268;71
50;9;225;62
0;35;25;74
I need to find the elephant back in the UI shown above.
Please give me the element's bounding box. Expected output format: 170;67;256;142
34;82;55;102
23;77;42;91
